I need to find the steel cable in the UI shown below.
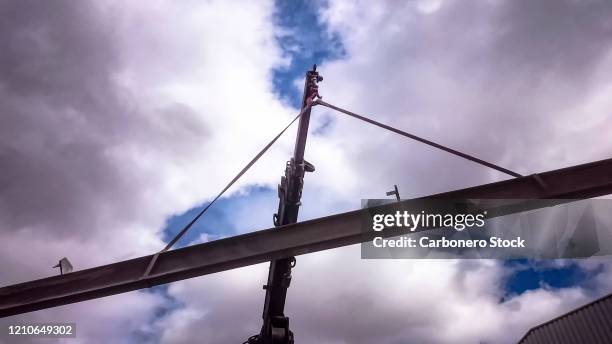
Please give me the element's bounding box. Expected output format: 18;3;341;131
141;103;313;278
316;99;522;178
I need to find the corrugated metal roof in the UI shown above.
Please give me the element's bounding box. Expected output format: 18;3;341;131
518;292;612;344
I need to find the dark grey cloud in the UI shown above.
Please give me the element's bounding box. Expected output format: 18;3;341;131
0;2;211;343
492;0;612;81
0;1;119;100
1;0;125;235
0;1;207;238
0;1;290;343
318;0;612;201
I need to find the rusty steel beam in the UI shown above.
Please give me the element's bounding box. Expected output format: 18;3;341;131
1;157;612;318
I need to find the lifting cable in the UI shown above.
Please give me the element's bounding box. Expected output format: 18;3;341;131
143;99;519;278
315;99;522;178
141;103;314;279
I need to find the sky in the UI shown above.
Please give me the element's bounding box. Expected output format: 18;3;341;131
1;0;612;343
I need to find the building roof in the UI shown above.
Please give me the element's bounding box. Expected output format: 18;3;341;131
518;292;612;344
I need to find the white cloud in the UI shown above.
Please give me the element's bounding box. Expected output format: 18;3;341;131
0;0;303;343
152;1;612;343
3;1;612;343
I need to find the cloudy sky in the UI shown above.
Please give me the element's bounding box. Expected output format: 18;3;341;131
1;0;612;343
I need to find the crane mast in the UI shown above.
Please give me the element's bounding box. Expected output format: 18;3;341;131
248;65;322;344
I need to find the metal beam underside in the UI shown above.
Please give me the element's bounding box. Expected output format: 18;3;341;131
1;157;612;318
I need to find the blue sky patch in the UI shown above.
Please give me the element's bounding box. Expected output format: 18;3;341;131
162;186;278;248
162;197;237;248
162;0;347;248
272;0;345;107
502;259;604;300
